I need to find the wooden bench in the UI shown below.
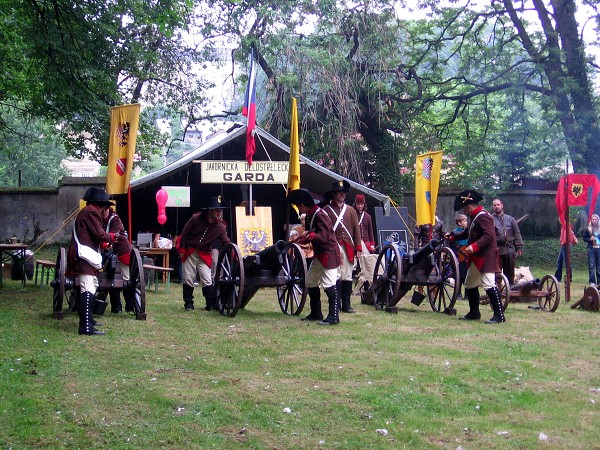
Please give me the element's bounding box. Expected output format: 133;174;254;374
143;264;174;293
35;259;56;287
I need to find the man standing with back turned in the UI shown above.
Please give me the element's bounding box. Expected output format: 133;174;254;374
448;190;505;324
491;198;523;285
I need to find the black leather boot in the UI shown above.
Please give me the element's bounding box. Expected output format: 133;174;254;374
318;286;340;325
485;287;506;323
202;285;217;311
459;287;481;320
302;287;323;321
78;291;105;335
123;283;135;313
341;280;355;313
183;284;194;310
109;290;123;313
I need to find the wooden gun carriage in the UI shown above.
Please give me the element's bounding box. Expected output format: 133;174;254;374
213;240;307;317
502;275;560;312
371;239;462;313
51;247;147;320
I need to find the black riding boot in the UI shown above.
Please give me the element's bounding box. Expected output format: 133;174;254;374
336;280;342;312
341;280;355;313
109;290;123;313
78;291;105;335
485;287;506;323
459;287;481;320
202;285;217;311
302;287;323;321
318;286;340;325
123;282;135;313
183;284;194;310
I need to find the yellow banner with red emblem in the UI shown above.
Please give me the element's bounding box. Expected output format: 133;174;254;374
106;104;140;195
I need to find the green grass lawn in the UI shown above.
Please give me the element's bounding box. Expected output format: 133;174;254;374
1;262;599;449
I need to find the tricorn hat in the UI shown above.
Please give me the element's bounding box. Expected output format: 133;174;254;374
329;179;350;193
287;189;315;207
83;187;112;206
204;196;228;209
354;194;366;204
454;189;483;211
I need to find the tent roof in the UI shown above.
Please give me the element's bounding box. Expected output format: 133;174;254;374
130;124;389;210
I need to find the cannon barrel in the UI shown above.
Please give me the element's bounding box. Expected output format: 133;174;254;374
244;240;287;272
408;238;440;268
511;278;541;292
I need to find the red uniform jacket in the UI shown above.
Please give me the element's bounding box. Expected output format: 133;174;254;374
67;205;113;276
298;205;340;269
454;206;499;274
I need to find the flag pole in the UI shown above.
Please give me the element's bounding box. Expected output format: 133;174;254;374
564;159;571;303
127;185;133;244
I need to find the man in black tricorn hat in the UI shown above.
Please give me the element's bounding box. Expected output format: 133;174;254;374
322;179;362;314
67;187;116;335
447;189;505;323
287;189;341;325
178;196;231;311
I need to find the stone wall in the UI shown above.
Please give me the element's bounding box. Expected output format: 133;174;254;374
0;179;590;245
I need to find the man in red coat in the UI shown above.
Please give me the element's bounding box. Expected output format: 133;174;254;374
323;180;362;313
67;187;116;335
448;190;505;323
102;203;134;313
288;189;341;325
178;196;231;311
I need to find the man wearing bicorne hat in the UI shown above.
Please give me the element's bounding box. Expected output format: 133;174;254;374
67;186;116;335
323;179;362;313
178;196;231;311
287;189;341;325
447;189;505;323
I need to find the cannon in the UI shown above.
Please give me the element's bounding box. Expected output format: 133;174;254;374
51;247;147;320
481;274;559;312
213;240;307;317
370;239;461;314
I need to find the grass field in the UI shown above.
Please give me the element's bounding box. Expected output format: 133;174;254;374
1;259;599;449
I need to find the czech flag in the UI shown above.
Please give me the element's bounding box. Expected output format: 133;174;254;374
242;49;257;166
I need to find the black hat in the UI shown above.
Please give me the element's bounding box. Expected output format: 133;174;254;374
454;189;484;211
329;179;350;193
83;187;112;206
287;189;315;207
204;196;228;209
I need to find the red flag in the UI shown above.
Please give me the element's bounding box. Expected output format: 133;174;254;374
555;174;600;225
242;49;257;166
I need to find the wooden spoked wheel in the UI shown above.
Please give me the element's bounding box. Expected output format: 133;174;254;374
215;243;245;317
538;274;560;312
129;248;146;320
277;243;308;315
496;272;510;312
427;246;459;312
372;244;402;310
51;247;67;319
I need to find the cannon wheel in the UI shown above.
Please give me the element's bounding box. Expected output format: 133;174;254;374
427;246;459;312
52;247;67;319
537;274;560;312
372;244;402;310
277;243;308;315
215;243;245;317
129;248;146;320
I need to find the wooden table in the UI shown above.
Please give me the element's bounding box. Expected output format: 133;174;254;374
143;247;171;283
0;243;28;287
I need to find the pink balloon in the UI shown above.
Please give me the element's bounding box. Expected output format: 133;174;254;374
156;188;168;225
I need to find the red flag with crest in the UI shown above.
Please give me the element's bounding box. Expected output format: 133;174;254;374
555;174;600;225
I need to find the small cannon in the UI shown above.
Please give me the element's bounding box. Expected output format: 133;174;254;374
371;238;460;314
50;247;147;320
214;240;307;317
502;275;560;312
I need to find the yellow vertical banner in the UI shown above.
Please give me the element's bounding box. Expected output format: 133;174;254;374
106;104;141;195
287;97;301;192
415;150;443;227
287;97;301;215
